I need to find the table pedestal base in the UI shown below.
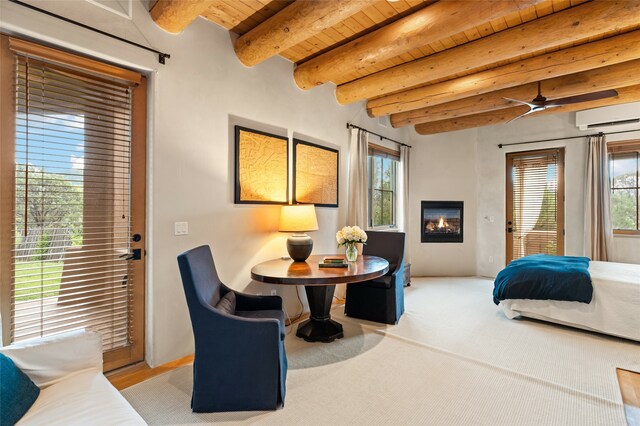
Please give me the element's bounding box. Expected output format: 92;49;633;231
296;318;343;343
296;285;344;343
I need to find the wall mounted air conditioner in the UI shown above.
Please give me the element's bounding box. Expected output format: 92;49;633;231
576;102;640;131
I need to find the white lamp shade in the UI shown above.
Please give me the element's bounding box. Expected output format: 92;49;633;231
279;205;318;232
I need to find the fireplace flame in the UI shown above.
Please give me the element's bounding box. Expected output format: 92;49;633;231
438;216;447;229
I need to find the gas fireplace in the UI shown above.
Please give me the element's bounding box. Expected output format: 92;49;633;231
421;201;463;243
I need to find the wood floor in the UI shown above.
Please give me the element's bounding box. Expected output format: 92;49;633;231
619;369;640;405
618;368;640;426
107;354;193;391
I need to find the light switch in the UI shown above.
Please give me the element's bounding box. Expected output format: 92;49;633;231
174;221;189;236
489;216;495;223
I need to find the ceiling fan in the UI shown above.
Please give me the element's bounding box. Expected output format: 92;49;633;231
504;82;619;123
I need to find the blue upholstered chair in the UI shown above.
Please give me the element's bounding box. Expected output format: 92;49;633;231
177;245;287;412
345;231;406;325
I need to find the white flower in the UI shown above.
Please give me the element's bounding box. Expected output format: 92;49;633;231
336;225;368;246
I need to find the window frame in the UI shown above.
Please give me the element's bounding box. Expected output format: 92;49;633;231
608;140;640;236
367;143;399;230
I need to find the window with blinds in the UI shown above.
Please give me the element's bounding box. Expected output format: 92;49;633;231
506;148;565;263
1;36;146;370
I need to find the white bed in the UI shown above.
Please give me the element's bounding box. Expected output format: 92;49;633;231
500;261;640;341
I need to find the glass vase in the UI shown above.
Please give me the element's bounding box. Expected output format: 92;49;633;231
345;243;358;262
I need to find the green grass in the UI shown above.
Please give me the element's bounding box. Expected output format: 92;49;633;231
14;261;63;302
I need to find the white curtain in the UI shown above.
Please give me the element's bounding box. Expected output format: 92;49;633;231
341;128;369;300
347;128;368;228
585;134;612;260
398;145;411;262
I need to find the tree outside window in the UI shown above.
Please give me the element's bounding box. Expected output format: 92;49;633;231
369;154;397;228
609;149;639;232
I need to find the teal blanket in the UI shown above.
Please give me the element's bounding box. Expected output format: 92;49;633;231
493;254;592;305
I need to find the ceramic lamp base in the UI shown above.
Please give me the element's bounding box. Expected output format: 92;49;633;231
287;234;313;262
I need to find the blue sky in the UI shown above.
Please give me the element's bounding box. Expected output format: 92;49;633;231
610;154;637;178
16;113;85;180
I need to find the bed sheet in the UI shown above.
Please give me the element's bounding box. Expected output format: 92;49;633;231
501;261;640;341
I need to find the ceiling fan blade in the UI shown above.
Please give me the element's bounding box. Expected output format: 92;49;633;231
503;97;538;109
506;106;538;124
545;89;619;107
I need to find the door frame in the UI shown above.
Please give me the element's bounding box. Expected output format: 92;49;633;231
103;75;147;372
0;35;147;371
0;36;15;345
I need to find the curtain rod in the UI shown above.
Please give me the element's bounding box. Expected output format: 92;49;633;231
346;123;411;148
497;128;640;148
8;0;171;64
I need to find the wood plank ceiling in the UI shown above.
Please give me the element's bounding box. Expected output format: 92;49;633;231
150;0;640;135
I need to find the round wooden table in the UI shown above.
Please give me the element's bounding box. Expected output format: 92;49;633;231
251;255;389;343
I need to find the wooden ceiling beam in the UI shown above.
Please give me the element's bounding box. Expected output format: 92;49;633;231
393;83;536;127
234;0;372;67
337;1;640;105
415;106;531;135
413;85;640;135
368;29;640;117
292;0;543;90
151;0;219;34
391;59;640;127
200;3;244;30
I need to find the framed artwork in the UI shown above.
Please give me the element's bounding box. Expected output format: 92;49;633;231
293;139;339;207
234;126;288;204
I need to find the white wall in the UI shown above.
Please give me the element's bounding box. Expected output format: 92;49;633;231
476;113;640;277
475;113;588;277
0;0;409;366
407;110;640;279
408;129;478;276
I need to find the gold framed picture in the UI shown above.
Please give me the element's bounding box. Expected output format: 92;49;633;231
293;139;338;207
234;126;288;204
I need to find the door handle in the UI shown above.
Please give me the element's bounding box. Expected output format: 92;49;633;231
119;248;142;261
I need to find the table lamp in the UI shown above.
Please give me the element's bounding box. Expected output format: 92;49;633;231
279;204;318;262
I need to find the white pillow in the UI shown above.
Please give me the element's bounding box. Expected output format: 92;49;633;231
0;329;103;388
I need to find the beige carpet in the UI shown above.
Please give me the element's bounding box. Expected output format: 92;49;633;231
122;277;640;425
360;277;640;404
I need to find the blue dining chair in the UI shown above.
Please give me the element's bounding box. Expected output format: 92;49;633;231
177;245;287;412
345;231;406;324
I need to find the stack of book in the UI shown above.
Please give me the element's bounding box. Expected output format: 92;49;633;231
318;257;348;268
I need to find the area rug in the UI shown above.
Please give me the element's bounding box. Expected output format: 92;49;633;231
122;277;639;425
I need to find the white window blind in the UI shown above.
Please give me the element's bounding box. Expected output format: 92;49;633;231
11;53;136;351
509;149;563;261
